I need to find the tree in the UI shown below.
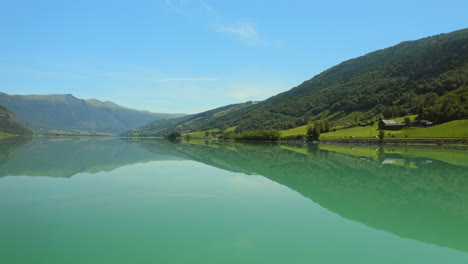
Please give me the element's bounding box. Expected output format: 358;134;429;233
165;131;182;140
313;120;331;133
404;117;411;127
307;125;320;141
205;131;210;137
378;129;385;141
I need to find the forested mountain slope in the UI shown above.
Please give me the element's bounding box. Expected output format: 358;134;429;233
128;28;468;136
123;101;257;137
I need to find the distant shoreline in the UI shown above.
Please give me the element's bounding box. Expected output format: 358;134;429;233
5;134;466;146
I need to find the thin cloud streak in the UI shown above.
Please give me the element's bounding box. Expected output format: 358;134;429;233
164;0;265;46
0;64;216;84
217;22;261;46
198;0;219;17
164;0;187;16
153;77;217;82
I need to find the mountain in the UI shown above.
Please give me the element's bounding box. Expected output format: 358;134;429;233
128;28;468;136
123;101;257;137
0;92;185;135
0;106;32;136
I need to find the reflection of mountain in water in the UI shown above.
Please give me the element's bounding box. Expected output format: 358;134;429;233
0;137;181;178
127;139;468;254
2;137;468;253
0;137;32;164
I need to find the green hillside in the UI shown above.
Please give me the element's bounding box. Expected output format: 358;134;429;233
323;120;468;139
0;106;32;137
123;101;256;137
127;28;468;136
0;92;185;135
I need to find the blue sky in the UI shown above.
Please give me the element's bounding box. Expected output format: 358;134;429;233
1;0;467;114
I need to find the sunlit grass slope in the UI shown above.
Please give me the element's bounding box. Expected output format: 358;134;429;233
185;129;219;138
393;120;468;138
280;117;468;139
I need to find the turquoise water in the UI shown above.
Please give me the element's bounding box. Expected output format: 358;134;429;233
1;137;468;263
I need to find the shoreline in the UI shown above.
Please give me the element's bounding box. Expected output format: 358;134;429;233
22;134;467;147
182;136;468;146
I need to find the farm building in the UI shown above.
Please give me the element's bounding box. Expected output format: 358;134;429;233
378;120;406;130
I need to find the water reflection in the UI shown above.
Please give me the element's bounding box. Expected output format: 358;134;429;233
0;137;180;178
1;137;468;253
127;138;468;254
0;137;32;163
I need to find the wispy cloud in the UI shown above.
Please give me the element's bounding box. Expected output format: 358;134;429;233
217;21;261;46
152;77;217;82
198;0;219;17
166;0;219;18
0;64;216;85
164;0;188;16
164;1;265;46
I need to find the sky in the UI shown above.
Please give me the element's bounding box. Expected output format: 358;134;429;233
1;0;467;114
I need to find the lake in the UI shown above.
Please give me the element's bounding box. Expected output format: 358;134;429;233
1;137;468;264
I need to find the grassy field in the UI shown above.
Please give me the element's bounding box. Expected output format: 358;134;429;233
321;125;380;139
184;126;238;138
225;126;237;132
182;117;468;140
280;117;468;140
185;129;220;138
280;125;309;137
390;120;468;138
280;116;419;138
280;121;383;138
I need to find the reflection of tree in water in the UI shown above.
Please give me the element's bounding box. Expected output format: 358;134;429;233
167;137;182;144
307;143;320;156
377;147;386;163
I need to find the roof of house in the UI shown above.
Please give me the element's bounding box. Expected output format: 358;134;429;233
380;120;397;125
380;120;406;126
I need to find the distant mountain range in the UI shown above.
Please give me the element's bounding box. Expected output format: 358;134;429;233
0;92;185;135
125;28;468;136
0;106;32;135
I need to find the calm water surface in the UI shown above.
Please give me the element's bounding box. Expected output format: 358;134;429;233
1;137;468;263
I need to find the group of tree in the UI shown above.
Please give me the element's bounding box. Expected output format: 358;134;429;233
164;131;181;140
306;125;321;141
